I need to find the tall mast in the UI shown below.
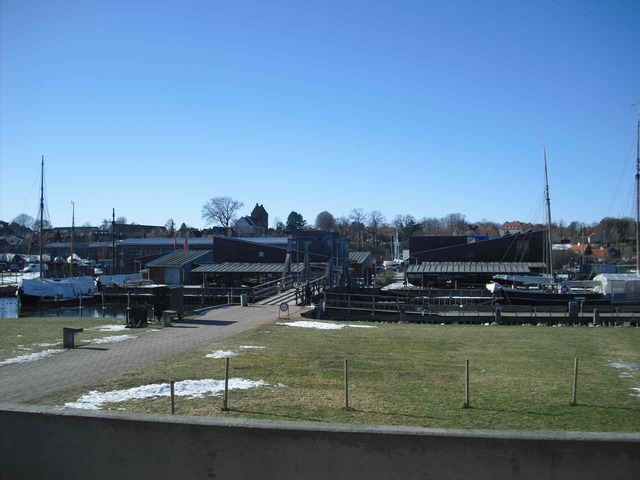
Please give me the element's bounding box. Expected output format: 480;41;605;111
70;201;75;277
544;148;554;275
112;208;116;276
39;156;45;278
636;120;639;276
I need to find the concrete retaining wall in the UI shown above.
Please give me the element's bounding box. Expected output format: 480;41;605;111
1;403;638;479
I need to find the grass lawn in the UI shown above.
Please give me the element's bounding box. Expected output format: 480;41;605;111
31;320;640;432
0;316;156;363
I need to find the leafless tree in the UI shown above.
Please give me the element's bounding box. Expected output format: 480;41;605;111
335;216;350;236
421;217;442;235
350;209;367;249
201;196;244;228
315;211;336;231
12;213;34;229
368;210;386;245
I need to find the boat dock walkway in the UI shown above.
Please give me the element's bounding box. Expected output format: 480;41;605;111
0;304;305;403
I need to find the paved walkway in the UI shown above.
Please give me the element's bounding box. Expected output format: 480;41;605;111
0;304;305;403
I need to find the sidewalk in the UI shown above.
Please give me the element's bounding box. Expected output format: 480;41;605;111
0;304;304;403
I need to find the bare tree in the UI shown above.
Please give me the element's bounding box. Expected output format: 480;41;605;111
315;211;335;231
335;216;350;236
201;196;244;228
421;217;442;235
350;209;367;250
115;216;128;224
441;213;466;235
12;213;34;229
368;210;386;245
393;214;420;240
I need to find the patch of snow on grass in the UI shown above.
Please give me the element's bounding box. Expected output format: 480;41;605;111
277;321;376;330
95;325;127;332
0;349;63;366
609;361;639;371
34;342;62;347
619;373;633;378
239;345;265;349
92;335;137;344
64;378;269;410
206;350;237;359
631;387;640;399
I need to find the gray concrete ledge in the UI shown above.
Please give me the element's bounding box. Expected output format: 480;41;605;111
1;403;639;479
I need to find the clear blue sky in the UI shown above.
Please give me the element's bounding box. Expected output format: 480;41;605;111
1;0;639;229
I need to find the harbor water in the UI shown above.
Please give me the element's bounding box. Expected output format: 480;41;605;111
0;297;127;319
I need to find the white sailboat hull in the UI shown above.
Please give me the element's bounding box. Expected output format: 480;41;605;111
18;276;96;305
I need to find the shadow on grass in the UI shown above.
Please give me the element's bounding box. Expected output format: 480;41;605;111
471;406;568;417
76;346;109;351
572;403;640;412
225;408;328;423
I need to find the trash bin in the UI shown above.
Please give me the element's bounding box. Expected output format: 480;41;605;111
240;294;249;307
568;301;579;319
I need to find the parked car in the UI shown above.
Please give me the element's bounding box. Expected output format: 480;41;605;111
9;264;20;272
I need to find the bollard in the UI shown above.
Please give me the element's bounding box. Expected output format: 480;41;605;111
571;357;579;406
170;380;176;414
222;357;230;411
463;359;470;408
344;358;350;410
494;306;501;324
593;309;600;326
101;290;105;309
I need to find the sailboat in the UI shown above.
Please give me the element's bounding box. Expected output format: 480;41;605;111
490;149;611;305
17;157;97;306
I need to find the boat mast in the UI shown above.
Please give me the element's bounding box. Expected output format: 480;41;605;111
112;208;116;276
544;148;554;275
70;201;75;277
39;156;45;279
636;120;639;276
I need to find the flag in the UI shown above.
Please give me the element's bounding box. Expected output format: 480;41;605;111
183;236;188;250
173;234;177;250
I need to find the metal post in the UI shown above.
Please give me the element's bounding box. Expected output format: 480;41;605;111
344;358;350;410
222;357;230;411
101;290;105;310
463;359;470;408
170;380;176;414
571;357;579;406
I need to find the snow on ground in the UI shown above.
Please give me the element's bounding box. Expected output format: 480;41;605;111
206;350;237;359
277;321;377;330
64;378;270;410
0;349;63;366
609;361;639;371
91;335;138;344
94;325;128;332
34;342;62;347
239;345;265;349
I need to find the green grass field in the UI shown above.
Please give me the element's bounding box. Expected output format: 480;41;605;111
30;319;640;432
0;317;153;363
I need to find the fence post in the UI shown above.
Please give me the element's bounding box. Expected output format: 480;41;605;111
222;357;230;411
170;380;176;414
371;295;375;316
463;359;470;408
348;294;351;314
571;357;579;406
344;358;350;410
